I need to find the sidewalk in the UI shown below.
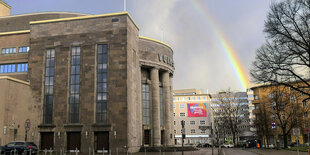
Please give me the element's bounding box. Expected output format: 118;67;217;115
247;148;308;155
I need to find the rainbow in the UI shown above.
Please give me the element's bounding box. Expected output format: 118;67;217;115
190;0;248;91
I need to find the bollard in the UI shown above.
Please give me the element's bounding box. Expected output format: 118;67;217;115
75;147;78;155
44;149;47;155
116;148;118;155
103;147;104;155
50;148;53;155
144;148;146;155
89;147;91;155
92;148;94;155
159;149;161;155
30;148;32;155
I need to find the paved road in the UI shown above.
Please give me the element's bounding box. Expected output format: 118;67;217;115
132;148;219;155
223;148;258;155
246;148;308;155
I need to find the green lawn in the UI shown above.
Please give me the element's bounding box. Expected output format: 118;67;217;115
287;146;309;152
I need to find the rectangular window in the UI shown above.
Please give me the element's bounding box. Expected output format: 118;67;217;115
18;46;30;53
0;63;27;73
1;47;16;54
269;93;274;98
43;49;55;124
180;104;185;108
191;129;195;134
304;112;308;118
96;44;108;124
190;121;195;125
160;86;164;126
173;104;175;109
201;130;206;134
174;130;176;134
180;113;185;117
303;101;307;107
173;113;175;117
142;84;150;125
174;121;176;125
69;47;81;123
200;120;206;125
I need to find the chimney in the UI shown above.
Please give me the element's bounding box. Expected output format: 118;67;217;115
0;0;11;17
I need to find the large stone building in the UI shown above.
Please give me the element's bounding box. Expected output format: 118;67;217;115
173;89;213;145
0;1;174;153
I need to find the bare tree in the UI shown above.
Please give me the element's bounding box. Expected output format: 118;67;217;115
212;91;249;145
251;0;310;100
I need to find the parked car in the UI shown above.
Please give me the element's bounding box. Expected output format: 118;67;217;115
203;143;212;147
223;143;234;148
0;146;4;154
2;141;38;155
196;143;203;147
244;139;261;148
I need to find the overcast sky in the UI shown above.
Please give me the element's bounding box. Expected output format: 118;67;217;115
7;0;274;93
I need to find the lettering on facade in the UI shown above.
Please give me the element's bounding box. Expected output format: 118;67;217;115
158;53;174;67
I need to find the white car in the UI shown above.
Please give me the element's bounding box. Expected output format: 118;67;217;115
223;143;234;148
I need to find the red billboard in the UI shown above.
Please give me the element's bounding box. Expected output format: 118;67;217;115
187;103;207;117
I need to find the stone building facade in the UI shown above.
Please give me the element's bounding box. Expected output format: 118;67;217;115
0;1;174;153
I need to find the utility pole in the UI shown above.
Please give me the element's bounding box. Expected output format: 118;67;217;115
181;120;185;155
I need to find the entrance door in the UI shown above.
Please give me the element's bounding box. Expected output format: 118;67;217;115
95;132;109;151
144;130;150;145
41;132;54;150
161;130;165;145
67;132;81;150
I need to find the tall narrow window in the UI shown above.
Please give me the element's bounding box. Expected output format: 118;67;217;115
43;49;55;124
160;86;164;126
69;47;81;123
142;84;150;125
96;44;108;124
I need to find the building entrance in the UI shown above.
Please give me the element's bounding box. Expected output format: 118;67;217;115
41;132;54;150
95;132;109;151
67;132;81;150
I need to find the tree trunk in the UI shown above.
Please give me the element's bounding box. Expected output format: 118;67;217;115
283;134;288;148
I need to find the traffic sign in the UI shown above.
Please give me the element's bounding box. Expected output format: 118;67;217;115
293;128;300;136
25;119;30;131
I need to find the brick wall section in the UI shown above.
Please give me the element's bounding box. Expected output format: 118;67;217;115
126;16;141;152
0;78;38;146
0;33;29;81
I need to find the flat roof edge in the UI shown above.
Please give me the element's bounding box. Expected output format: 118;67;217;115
29;12;139;30
0;76;30;85
139;36;173;52
0;30;30;36
0;1;11;9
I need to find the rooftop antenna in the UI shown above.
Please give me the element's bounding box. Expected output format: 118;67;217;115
123;0;127;12
160;26;164;42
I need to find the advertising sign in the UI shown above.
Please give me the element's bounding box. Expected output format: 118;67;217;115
187;103;207;117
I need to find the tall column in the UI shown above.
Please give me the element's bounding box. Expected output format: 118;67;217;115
162;71;171;146
169;75;174;146
151;68;161;146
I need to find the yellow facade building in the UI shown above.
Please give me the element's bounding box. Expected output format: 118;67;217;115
251;83;310;147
